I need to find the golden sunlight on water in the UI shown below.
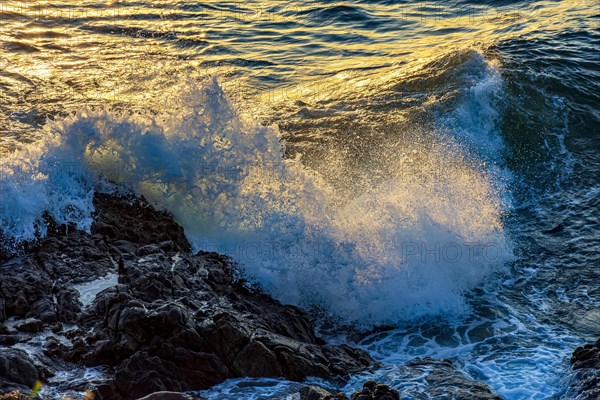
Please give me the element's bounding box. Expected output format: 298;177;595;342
0;0;597;142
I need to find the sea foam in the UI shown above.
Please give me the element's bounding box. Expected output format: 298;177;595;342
0;51;512;326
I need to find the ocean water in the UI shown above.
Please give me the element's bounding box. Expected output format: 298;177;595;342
1;1;599;399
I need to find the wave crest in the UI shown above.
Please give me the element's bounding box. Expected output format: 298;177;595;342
0;54;511;326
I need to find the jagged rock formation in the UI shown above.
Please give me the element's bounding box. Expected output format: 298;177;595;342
0;193;373;399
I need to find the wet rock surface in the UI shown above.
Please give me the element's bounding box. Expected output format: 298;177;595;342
135;392;194;400
0;348;43;393
300;386;339;400
297;361;503;400
570;338;600;399
0;193;373;399
0;392;30;400
348;380;400;400
402;358;503;400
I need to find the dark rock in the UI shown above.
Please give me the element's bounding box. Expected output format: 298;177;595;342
15;318;44;333
44;336;69;358
50;323;63;334
136;244;161;257
300;386;335;400
0;391;30;400
72;245;374;399
572;339;600;370
113;349;228;396
93;383;119;400
323;344;375;380
0;324;15;335
90;193;191;253
404;358;502;399
0;297;6;322
569;338;600;399
117;257;128;285
28;298;57;323
362;381;377;391
296;361;503;399
0;194;374;400
13;292;29;317
349;381;398;400
158;241;176;253
0;347;41;393
56;289;81;322
0;334;26;346
135;392;193;400
305;368;501;400
326;393;350;400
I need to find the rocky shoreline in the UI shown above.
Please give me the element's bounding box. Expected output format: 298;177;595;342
1;194;372;399
1;192;584;400
569;338;600;399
